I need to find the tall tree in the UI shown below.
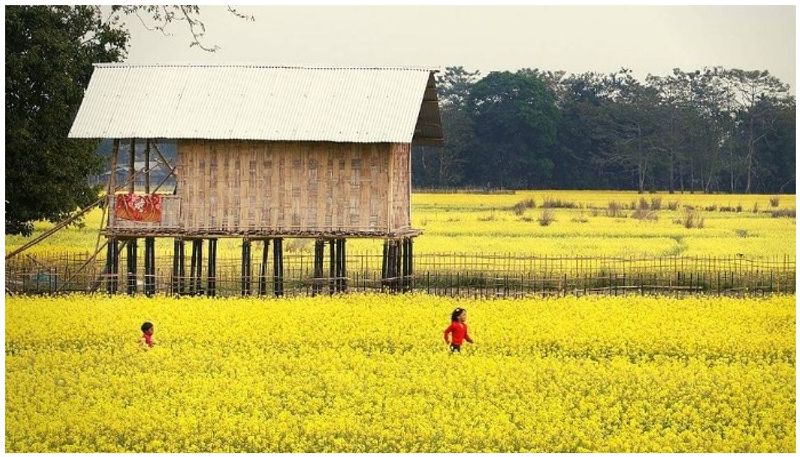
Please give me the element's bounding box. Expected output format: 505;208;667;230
6;6;129;235
722;69;790;193
467;70;559;188
595;69;664;193
553;72;620;189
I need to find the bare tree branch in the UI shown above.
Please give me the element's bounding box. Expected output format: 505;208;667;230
112;5;255;53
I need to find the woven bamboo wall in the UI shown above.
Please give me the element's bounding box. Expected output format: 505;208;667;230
176;140;411;235
389;143;411;231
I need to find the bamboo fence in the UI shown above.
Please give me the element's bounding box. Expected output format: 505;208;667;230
6;251;795;298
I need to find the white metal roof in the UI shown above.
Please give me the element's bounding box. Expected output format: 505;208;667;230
68;64;443;144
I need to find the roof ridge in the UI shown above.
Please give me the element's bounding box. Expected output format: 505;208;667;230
93;62;439;71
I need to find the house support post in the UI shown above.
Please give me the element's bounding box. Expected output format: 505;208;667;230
401;238;410;293
189;239;203;295
144;237;155;296
273;238;284;297
172;238;185;295
241;238;252;296
381;240;389;292
386;240;398;293
328;239;336;295
207;238;217;297
258;239;270;296
313;239;324;296
106;238;119;294
408;238;414;292
396;240;403;293
126;238;137;295
337;238;347;292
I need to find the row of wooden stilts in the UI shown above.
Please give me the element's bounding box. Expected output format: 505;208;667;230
104;237;414;296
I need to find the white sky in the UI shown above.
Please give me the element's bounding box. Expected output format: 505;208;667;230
122;5;796;90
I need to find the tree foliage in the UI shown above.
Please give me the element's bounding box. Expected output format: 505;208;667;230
412;66;795;194
6;6;128;235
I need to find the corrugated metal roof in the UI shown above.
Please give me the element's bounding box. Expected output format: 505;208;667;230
68;64;442;143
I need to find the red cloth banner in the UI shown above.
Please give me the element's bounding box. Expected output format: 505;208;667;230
115;194;162;222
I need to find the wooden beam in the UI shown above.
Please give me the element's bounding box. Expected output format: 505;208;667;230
108;139;119;226
145;139;151;193
109;140;119;195
151;141;176;174
128;139;136;194
412;137;445;146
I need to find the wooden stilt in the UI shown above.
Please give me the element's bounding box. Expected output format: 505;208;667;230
241;238;252;296
336;238;344;292
313;239;324;296
189;239;203;295
395;240;402;293
171;239;180;294
126;238;137;295
178;239;185;295
259;239;270;296
381;240;389;292
339;238;347;292
328;239;336;295
273;238;284;297
387;241;397;293
207;238;217;297
195;239;203;295
408;238;414;292
144;237;155;296
189;240;197;294
401;238;409;292
106;238;119;294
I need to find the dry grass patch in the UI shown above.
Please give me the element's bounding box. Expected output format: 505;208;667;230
538;209;556;226
674;208;705;229
771;208;795;218
510;199;535;216
606;201;626;218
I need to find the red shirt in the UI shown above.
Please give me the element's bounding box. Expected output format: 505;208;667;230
142;333;153;348
444;322;472;345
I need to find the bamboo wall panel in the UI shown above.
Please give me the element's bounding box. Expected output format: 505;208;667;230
175;140;407;235
389;143;411;230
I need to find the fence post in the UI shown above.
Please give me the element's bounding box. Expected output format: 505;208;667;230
426;271;430;295
207;238;217;297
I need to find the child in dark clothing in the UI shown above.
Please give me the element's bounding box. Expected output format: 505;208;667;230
443;307;473;353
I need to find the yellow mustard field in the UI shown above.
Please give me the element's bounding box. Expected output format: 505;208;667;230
5;190;795;259
6;293;795;452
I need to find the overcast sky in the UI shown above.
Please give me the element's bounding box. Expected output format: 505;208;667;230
123;5;796;90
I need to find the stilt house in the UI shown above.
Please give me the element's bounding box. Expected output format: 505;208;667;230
68;63;443;296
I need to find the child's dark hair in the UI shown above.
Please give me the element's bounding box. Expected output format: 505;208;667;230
451;308;466;322
141;322;153;332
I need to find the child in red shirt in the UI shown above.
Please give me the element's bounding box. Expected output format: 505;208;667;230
141;322;155;348
444;307;473;353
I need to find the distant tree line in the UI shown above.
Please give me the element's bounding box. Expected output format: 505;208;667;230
413;66;795;194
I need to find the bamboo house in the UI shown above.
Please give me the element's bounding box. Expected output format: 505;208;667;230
68;63;443;296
